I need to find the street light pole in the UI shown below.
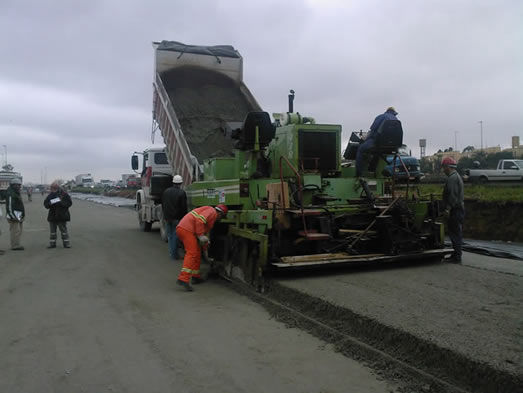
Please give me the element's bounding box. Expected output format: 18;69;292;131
478;120;483;150
454;131;459;152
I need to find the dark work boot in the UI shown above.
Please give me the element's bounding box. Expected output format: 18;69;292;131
63;243;71;249
177;279;194;292
446;254;462;264
192;277;205;285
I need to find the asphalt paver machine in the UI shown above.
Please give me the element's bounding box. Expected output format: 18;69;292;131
186;94;451;289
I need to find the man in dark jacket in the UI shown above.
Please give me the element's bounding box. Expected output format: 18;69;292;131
44;181;73;248
5;178;25;250
161;174;187;260
441;157;464;263
356;107;398;177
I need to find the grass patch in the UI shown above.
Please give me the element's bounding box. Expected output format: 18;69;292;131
416;184;523;203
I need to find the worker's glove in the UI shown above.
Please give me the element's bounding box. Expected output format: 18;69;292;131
197;235;210;246
202;249;214;264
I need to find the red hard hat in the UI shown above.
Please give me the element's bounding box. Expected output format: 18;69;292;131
215;204;228;216
441;156;457;167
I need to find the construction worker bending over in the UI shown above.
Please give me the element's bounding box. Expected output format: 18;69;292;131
176;204;228;291
441;157;464;263
356;106;398;177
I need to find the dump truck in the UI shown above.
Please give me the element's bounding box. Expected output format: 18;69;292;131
135;40;451;289
132;41;260;235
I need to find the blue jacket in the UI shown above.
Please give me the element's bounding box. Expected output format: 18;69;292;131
368;111;398;140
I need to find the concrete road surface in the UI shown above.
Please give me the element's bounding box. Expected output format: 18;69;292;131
0;195;397;393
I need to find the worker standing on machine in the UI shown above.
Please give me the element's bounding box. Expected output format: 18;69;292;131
356;106;398;177
441;157;464;263
176;204;228;291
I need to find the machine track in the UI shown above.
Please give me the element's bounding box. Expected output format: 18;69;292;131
220;276;520;393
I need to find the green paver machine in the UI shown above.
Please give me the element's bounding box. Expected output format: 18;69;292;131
186;92;451;289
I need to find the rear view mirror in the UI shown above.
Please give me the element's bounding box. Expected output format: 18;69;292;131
131;155;139;170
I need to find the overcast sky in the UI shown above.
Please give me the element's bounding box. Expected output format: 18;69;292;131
1;0;521;183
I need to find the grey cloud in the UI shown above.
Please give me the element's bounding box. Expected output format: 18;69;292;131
0;0;521;182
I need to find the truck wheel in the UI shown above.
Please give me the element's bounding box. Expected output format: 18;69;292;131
137;200;152;232
479;176;488;184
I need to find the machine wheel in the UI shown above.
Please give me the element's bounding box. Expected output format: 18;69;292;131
137;199;152;232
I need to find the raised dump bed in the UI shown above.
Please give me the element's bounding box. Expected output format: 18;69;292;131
152;41;260;184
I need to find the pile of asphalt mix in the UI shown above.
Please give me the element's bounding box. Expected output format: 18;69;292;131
161;66;260;161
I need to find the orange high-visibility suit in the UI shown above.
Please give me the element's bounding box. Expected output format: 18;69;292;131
176;206;218;283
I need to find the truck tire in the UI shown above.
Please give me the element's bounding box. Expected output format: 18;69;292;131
137;199;152;232
479;176;488;184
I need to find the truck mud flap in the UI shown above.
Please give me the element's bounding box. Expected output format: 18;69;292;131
272;249;454;269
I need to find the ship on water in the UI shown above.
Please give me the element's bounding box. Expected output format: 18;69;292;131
0;164;23;202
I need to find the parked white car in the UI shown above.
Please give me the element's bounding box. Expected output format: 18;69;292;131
465;159;523;183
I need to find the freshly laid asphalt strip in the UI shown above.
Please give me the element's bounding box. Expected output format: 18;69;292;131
270;256;522;393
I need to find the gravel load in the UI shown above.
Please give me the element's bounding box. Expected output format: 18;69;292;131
161;66;260;161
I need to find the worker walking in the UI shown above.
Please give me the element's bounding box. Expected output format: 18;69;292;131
44;181;73;248
161;174;187;260
176;204;228;291
5;178;25;250
441;157;464;263
356;106;398;177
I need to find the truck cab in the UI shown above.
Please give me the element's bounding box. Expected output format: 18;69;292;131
131;147;173;233
383;145;422;182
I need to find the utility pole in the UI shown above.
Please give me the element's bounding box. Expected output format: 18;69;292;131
454;131;459;152
478;120;483;150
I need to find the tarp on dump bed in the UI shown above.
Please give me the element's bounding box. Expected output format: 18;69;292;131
156;41;241;59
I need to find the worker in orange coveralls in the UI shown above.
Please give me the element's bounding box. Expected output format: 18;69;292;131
176;204;228;291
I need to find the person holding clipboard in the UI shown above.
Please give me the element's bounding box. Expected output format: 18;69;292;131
44;181;73;249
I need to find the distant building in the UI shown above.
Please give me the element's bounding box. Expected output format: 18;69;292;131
427;145;502;164
502;136;522;158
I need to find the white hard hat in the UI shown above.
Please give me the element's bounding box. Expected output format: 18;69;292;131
172;174;183;184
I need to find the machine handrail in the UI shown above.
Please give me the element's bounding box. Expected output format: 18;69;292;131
392;153;411;198
279;156;308;235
